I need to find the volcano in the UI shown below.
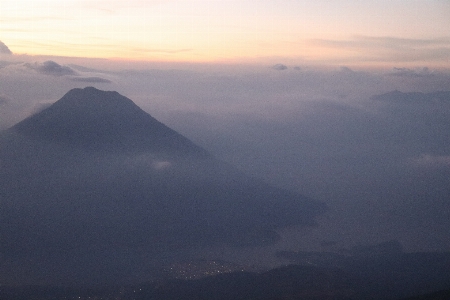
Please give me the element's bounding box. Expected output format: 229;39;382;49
11;86;208;155
0;87;325;285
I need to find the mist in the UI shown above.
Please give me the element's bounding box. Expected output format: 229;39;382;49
1;54;450;286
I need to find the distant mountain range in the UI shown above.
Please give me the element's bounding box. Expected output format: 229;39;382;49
0;87;325;286
371;90;450;103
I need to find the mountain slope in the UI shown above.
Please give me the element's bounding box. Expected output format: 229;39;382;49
0;87;325;286
11;86;208;155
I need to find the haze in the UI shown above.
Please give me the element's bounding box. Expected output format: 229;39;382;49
1;0;450;287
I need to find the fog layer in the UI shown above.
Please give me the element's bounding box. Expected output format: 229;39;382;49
1;54;450;283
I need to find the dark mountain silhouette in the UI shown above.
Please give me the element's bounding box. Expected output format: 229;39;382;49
0;87;325;286
11;86;208;155
1;257;450;300
0;265;356;300
401;289;450;300
277;243;450;300
370;90;450;103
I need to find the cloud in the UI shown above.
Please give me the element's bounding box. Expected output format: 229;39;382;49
70;76;112;83
79;0;167;13
25;60;77;76
68;64;107;73
0;41;12;55
134;47;193;54
310;36;450;64
271;64;288;71
0;94;11;105
0;61;17;69
370;90;450;106
2;60;450;285
389;67;434;78
30;102;53;115
124;154;173;171
312;36;450;50
152;160;172;170
413;154;450;167
17;60;113;82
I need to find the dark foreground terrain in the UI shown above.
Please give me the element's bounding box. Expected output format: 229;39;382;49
1;248;449;300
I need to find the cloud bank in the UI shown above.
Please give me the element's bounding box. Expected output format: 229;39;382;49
0;94;11;105
1;58;450;259
414;154;450;167
70;76;112;83
271;64;288;71
310;36;450;64
25;60;77;76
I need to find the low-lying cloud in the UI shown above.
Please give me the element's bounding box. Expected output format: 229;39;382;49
1;58;450;287
1;57;450;255
310;35;450;64
389;67;434;78
25;60;77;76
71;76;111;83
0;94;11;105
413;154;450;167
271;64;288;71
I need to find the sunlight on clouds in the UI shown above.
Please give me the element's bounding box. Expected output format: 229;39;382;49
1;0;449;65
307;36;450;67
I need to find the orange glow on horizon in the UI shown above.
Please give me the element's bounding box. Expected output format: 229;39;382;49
2;0;449;68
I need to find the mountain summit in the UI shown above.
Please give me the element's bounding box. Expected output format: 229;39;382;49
12;87;208;155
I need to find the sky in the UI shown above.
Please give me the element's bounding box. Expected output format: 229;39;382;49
1;0;450;66
1;0;450;286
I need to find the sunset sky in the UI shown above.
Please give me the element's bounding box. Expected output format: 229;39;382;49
1;0;450;67
2;0;450;288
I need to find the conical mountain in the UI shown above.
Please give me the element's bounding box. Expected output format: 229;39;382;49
0;87;325;286
11;86;208;155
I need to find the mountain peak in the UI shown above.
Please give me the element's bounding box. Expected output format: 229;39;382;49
40;87;145;118
54;87;136;110
11;87;209;156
